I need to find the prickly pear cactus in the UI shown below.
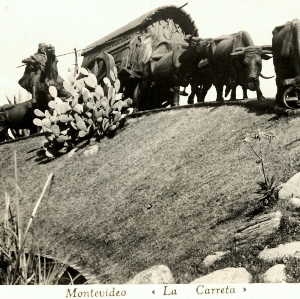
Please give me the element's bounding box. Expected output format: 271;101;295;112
33;67;133;158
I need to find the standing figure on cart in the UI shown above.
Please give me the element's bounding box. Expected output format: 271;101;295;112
19;42;48;101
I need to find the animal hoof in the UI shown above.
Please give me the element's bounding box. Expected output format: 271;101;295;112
257;97;265;101
188;100;194;105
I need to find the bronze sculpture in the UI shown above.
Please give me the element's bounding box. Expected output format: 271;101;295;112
80;5;198;111
0;45;69;140
204;31;272;101
20;43;48;101
272;19;300;108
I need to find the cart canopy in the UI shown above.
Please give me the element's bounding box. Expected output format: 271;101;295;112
81;5;198;73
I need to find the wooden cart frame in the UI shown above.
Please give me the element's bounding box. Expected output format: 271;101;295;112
80;5;198;109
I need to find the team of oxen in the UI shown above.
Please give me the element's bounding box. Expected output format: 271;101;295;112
137;18;300;110
1;19;300;141
139;30;273;109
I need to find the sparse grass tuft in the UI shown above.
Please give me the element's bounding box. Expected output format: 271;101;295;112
0;151;77;284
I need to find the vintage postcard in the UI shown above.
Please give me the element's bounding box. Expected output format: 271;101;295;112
0;0;300;298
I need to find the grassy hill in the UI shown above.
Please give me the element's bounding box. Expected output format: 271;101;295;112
1;103;300;283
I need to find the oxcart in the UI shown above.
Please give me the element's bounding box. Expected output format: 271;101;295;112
81;5;198;110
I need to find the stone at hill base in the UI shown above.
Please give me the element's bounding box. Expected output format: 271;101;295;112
67;148;78;158
289;197;300;209
233;211;281;249
190;267;252;284
279;172;300;200
84;145;99;157
126;265;175;284
262;264;286;283
203;251;230;267
259;242;300;262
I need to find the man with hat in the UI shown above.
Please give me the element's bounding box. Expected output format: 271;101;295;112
21;43;48;101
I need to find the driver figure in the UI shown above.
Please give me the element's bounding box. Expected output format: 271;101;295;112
21;43;48;101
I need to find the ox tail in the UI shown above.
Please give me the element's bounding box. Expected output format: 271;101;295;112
242;70;248;91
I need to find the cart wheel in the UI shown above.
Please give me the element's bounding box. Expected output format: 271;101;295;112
283;86;300;109
88;53;116;86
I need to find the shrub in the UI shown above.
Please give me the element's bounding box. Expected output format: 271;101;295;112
243;129;278;207
33;67;133;157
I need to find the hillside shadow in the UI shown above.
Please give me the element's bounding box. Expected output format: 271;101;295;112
25;155;37;162
27;147;41;153
35;156;54;164
285;138;300;148
244;205;267;219
198;99;285;120
34;149;54;164
213;201;268;228
213;204;249;227
243;99;287;119
207;106;223;113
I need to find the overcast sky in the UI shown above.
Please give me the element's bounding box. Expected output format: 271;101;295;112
0;0;299;105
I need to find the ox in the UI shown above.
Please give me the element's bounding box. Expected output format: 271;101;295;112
272;19;300;106
4;92;32;138
137;41;191;110
188;60;213;104
178;38;213;103
0;99;37;140
138;35;211;110
206;31;272;101
0;112;9;142
0;45;69;141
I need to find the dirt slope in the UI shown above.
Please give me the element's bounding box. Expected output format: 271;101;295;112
0;104;298;283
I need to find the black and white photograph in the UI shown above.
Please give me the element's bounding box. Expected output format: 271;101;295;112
1;0;300;297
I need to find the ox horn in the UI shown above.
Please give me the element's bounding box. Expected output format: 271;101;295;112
262;45;272;51
262;45;273;57
260;73;274;79
262;50;272;55
230;47;244;56
192;29;198;37
261;46;273;60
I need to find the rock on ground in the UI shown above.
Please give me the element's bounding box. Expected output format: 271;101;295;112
279;172;300;200
67;148;78;158
83;145;99;157
203;251;230;267
259;242;300;262
262;264;286;283
190;267;252;284
233;211;281;249
289;197;300;209
126;265;175;284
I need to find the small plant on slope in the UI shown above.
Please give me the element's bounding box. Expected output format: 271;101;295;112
0;151;74;284
33;67;133;158
243;129;278;207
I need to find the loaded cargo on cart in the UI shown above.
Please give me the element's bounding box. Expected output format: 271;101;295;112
81;4;198;110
